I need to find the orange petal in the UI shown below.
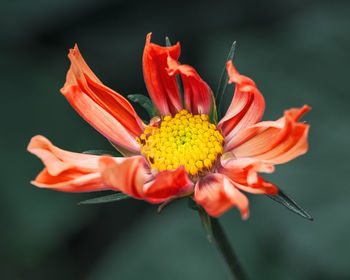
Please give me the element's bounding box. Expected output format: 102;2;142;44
227;106;310;164
63;84;141;152
167;56;211;115
142;33;183;116
194;174;249;218
32;169;104;192
143;166;193;202
28;135;107;192
99;155;151;199
218;61;265;142
61;45;144;153
219;158;278;195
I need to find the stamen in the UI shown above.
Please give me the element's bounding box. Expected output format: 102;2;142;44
138;109;224;177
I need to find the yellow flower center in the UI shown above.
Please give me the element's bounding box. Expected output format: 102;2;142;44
137;109;224;177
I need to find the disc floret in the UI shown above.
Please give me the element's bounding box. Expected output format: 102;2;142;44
138;110;224;177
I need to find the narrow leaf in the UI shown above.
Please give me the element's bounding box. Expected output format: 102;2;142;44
267;188;313;221
78;193;130;205
109;140;136;157
82;149;120;156
157;197;178;214
208;89;218;124
216;41;237;118
187;197;199;210
127;94;157;119
165;36;172;47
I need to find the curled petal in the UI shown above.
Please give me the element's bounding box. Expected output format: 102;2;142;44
99;156;151;199
143;33;182;116
143;166;193;202
218;61;265;142
64;85;141;153
194;173;249;218
167;56;211;115
27;135;106;192
227;106;310;164
219;158;278;195
33;169;104;192
61;45;143;153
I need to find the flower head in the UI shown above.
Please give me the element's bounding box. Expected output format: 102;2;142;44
28;33;310;218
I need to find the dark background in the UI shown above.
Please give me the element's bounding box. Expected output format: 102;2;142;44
1;0;349;279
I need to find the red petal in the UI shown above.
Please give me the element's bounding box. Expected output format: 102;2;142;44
227;106;310;164
28;135;106;192
63;84;141;153
143;166;193;202
167;56;211;115
194;174;249;218
61;45;143;153
218;61;265;142
219;158;278;195
99;156;151;199
142;33;183;116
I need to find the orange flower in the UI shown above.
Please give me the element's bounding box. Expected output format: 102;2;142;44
28;33;310;218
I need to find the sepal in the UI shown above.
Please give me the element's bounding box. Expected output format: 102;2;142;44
267;188;313;221
82;149;121;156
128;94;158;119
109;140;140;157
157;196;179;213
208;89;218;124
78;192;130;205
216;41;237;118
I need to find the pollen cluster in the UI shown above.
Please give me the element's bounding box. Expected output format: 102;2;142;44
137;109;224;176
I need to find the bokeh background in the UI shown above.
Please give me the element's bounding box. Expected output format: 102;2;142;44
1;0;349;279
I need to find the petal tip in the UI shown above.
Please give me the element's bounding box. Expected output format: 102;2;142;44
27;135;48;153
241;208;249;220
146;32;152;42
301;104;311;115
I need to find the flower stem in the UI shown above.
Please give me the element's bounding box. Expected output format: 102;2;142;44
190;199;249;280
210;217;249;280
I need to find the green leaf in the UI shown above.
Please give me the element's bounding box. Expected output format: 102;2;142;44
82;149;120;156
165;36;185;107
78;193;130;205
208;90;218;124
157;197;178;214
187;197;199;210
216;41;237;119
165;36;172;47
267;188;313;221
127;94;157;119
109;140;137;157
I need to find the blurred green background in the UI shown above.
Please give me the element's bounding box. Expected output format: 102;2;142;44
1;0;349;279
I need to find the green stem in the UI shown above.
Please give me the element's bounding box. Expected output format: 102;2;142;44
210;217;249;280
